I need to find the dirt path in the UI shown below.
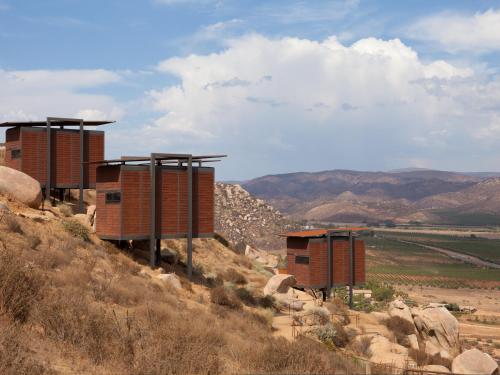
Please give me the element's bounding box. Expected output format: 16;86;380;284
396;239;500;269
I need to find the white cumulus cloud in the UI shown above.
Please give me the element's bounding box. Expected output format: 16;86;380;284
408;9;500;53
146;34;500;178
0;68;124;123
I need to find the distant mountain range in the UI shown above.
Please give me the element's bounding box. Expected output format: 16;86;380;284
242;169;500;225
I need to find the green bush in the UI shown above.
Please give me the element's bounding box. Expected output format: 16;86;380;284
210;286;242;309
235;287;256;306
366;281;395;302
257;295;275;309
62;219;90;242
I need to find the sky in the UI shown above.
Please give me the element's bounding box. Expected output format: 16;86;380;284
1;0;500;180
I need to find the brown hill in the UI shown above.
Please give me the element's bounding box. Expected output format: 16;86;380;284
243;169;500;225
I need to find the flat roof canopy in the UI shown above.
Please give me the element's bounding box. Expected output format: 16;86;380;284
87;153;227;165
0;120;114;127
281;227;367;238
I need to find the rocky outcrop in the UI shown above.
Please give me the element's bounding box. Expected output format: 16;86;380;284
263;274;296;296
245;245;278;268
215;183;297;250
0;166;42;208
389;300;416;330
412;305;460;357
273;292;305;311
367;335;416;370
451;349;498;375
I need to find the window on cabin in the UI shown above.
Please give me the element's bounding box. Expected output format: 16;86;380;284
295;255;309;264
11;149;21;159
105;191;121;203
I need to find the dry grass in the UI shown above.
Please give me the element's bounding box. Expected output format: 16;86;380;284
222;267;247;285
4;215;23;234
0;244;43;322
210;286;242;309
408;347;452;368
61;219;90;242
57;203;73;217
0;324;53;375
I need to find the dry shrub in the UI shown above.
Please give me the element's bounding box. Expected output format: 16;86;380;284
62;219;90;242
308;306;331;325
235;287;256;306
384;316;415;345
210;286;242;309
349;335;372;356
205;273;224;288
37;241;73;270
0;246;42;322
132;305;224;375
234;255;252;269
313;322;349;348
327;297;351;325
58;203;73;217
408;347;452;368
0;325;53;375
4;215;23;234
223;268;247;285
258;294;275;309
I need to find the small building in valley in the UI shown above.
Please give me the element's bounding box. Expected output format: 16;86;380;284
282;228;366;300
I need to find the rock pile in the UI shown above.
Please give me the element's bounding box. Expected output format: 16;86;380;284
215;182;298;250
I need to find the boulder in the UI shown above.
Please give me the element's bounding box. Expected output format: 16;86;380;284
273;293;305;311
245;245;278;268
389;300;416;329
371;311;390;323
368;335;416;371
86;205;96;225
424;340;441;357
74;213;89;226
0;166;42;208
412;306;460;357
452;349;498;375
263;274;296;296
422;365;450;374
407;334;419;351
158;273;182;290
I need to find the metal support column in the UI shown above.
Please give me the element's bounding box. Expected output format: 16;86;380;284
79;119;84;213
149;154;157;268
46;118;51;202
187;155;193;280
348;231;354;309
327;232;332;300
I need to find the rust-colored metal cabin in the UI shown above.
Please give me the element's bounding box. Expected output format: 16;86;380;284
92;153;225;276
283;228;366;301
1;117;114;211
95;164;215;240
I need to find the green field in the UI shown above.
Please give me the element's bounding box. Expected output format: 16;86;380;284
363;235;500;288
375;231;500;263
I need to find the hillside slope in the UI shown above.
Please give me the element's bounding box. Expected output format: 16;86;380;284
0;194;359;374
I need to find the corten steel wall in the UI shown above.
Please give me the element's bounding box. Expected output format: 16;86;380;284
4;127;104;188
95;165;122;239
286;237;366;289
96;164;215;240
